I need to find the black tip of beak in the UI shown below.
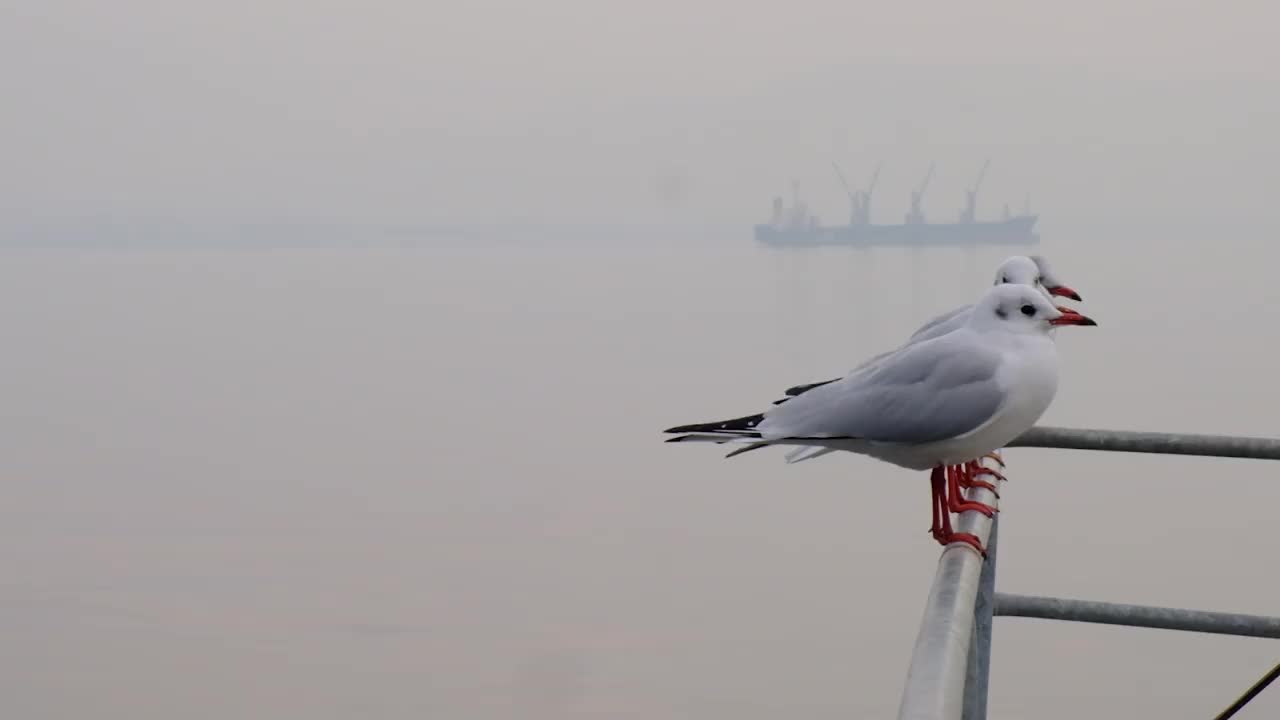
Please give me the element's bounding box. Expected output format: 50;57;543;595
1050;312;1097;327
1051;287;1083;302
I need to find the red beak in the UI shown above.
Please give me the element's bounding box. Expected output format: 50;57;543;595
1048;285;1082;302
1049;309;1097;326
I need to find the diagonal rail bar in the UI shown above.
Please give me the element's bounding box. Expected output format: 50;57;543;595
961;517;998;720
1009;426;1280;460
898;455;1005;720
994;593;1280;639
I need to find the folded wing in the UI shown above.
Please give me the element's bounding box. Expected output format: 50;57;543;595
759;331;1007;445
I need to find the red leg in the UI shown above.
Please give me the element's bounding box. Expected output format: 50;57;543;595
929;467;986;555
957;461;997;494
969;461;1006;483
929;467;946;541
960;461;1000;496
946;465;997;518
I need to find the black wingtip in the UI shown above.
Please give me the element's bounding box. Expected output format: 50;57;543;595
664;412;765;435
665;435;740;445
784;378;839;397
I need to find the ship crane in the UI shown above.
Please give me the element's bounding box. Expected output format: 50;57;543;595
905;161;934;225
832;162;860;225
859;162;882;225
960;159;990;224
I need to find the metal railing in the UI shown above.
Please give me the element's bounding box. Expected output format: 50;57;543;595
898;454;1005;720
896;426;1280;720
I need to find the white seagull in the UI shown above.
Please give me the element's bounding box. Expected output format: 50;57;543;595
664;283;1097;554
776;255;1086;465
779;255;1082;401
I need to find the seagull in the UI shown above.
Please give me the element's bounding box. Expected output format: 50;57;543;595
779;255;1082;401
663;283;1097;554
906;255;1080;345
1028;255;1079;302
776;255;1087;466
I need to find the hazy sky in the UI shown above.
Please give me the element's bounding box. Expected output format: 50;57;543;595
4;0;1279;228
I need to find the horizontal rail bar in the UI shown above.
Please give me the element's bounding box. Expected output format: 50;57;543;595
994;593;1280;639
1008;426;1280;460
898;456;1005;720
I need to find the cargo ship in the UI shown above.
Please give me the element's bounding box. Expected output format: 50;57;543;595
753;161;1040;247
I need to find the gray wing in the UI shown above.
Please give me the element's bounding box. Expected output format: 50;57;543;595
758;331;1006;444
773;304;980;410
907;304;973;344
776;343;906;406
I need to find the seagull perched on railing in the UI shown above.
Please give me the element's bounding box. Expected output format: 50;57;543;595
777;255;1084;470
663;283;1097;554
779;255;1081;403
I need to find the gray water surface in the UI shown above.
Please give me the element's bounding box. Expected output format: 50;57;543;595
2;229;1278;718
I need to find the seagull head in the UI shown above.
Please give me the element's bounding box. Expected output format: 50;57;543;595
993;255;1082;303
972;283;1097;336
1028;255;1082;302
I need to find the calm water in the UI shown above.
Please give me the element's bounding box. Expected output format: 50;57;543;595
2;227;1279;718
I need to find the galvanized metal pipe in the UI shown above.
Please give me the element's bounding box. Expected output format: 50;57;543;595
1008;426;1280;460
961;516;998;720
994;593;1280;639
898;455;1005;720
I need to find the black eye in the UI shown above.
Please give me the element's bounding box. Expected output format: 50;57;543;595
1020;304;1036;316
1000;275;1009;284
1035;276;1044;285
